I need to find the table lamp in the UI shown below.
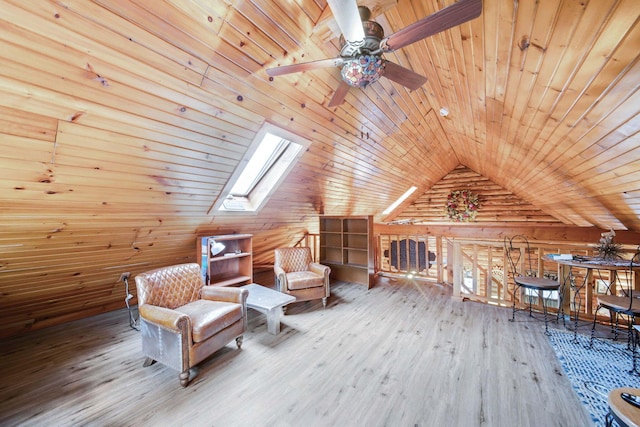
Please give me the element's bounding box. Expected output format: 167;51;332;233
210;239;225;256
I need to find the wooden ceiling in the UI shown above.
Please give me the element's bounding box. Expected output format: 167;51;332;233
1;0;639;336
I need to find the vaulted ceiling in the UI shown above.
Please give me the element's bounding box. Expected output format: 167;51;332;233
2;0;639;230
257;0;640;230
1;0;639;335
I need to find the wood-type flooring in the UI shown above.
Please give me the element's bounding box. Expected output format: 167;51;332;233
0;279;593;426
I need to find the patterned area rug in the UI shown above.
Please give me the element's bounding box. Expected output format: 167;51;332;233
547;329;640;426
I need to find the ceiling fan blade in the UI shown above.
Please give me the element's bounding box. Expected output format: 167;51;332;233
381;0;482;52
328;81;351;107
266;58;344;77
382;61;427;90
327;0;365;44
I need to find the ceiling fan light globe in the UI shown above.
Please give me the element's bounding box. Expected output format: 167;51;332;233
341;55;385;88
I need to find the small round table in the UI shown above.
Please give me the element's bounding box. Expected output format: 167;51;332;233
608;387;640;427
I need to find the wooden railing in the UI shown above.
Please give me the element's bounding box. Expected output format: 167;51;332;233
295;233;320;262
375;233;639;321
376;233;445;283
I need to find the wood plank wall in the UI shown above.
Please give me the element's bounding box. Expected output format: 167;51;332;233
0;0;639;339
392;165;562;224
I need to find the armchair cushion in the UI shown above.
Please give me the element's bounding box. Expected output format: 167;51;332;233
175;300;243;343
286;271;325;290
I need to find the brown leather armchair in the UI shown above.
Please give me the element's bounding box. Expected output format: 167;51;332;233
274;247;331;308
135;263;248;387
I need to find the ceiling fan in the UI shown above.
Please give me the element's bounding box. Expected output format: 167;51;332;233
266;0;482;107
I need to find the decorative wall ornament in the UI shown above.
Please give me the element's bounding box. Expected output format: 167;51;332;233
446;190;480;222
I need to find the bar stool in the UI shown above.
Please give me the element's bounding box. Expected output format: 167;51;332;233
607;387;640;427
504;235;563;335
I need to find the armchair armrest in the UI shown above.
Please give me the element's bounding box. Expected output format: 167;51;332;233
309;262;330;278
274;266;288;292
201;286;248;305
139;304;190;332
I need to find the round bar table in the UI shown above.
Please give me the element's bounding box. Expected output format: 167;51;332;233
607;387;640;427
544;255;640;342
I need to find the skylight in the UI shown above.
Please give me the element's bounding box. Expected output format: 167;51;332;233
214;123;308;213
229;133;289;197
383;186;417;215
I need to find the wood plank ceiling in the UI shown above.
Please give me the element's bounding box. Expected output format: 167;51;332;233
0;0;639;336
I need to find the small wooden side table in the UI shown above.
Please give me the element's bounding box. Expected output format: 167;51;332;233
607;387;640;427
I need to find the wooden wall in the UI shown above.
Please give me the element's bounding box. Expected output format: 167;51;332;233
0;0;639;338
392;165;562;224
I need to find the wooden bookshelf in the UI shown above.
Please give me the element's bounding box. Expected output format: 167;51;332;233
319;216;374;288
197;234;253;286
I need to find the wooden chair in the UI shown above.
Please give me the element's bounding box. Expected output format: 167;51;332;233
135;263;248;387
504;235;562;335
590;250;640;351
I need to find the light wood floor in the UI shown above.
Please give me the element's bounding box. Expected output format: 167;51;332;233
0;279;593;427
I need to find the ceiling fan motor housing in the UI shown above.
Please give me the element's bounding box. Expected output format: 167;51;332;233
339;20;384;57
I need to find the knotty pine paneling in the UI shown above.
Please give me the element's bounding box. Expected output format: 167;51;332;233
0;0;638;337
393;165;562;224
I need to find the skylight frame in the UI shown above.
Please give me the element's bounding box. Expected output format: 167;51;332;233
212;123;309;214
